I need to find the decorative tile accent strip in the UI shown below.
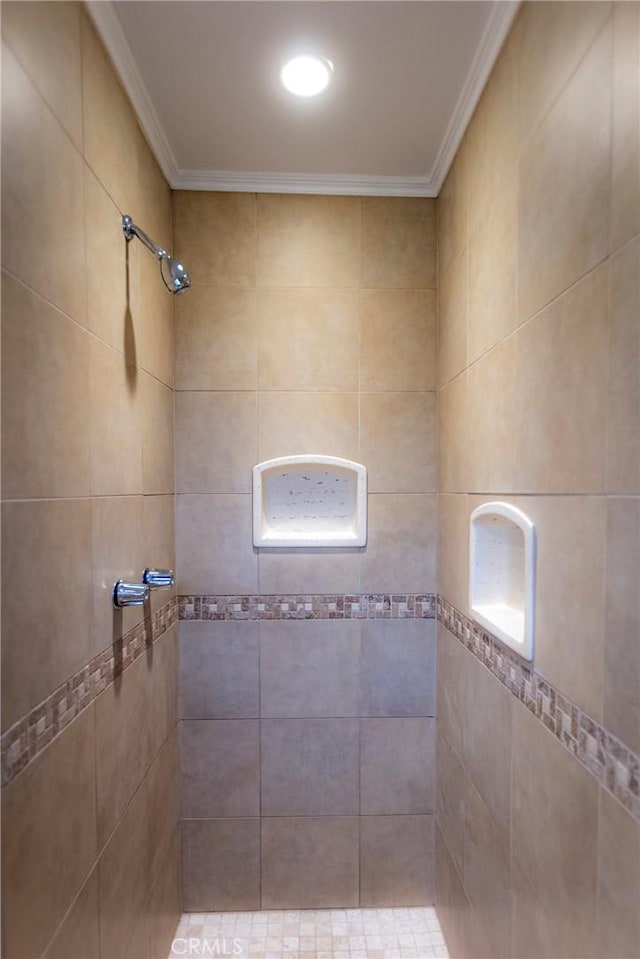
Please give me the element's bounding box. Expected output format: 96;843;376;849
178;593;437;621
1;597;178;788
438;596;640;823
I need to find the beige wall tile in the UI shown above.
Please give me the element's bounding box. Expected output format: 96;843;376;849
360;815;434;907
514;265;608;494
2;43;86;324
610;1;640;252
514;494;606;718
438;493;469;612
173;191;257;288
2;499;93;729
98;784;149;959
436;623;466;763
176;392;256;494
463;781;511;959
91;495;144;653
2;1;82;149
466;21;520;234
361;717;435;814
607;236;640;494
604;497;640;752
95;653;151;850
140;372;174;495
89;338;143;496
438;248;467;387
1;273;91;499
183;819;260;912
148;830;181;959
175;287;257;391
597;788;640;959
360;289;436;392
180;719;260;818
43;870;100;959
147;729;180;885
517;1;612;148
436;728;467;877
511;857;564;959
132;246;174;389
437;147;468;280
147;624;178;761
361;197;436;290
81;14;142;215
361;493;436;592
438;372;469;493
2;708;97;959
257;288;359;391
258;548;361;595
258;193;359;288
360;392;436;493
84;166;129;353
467;181;518;364
463;650;512;830
258;391;359;463
360;619;435;718
142;494;176;616
180;621;259;720
176;493;257;593
261;817;359;909
467;334;517;493
512;701;599;959
518;24;612;321
435;824;472;959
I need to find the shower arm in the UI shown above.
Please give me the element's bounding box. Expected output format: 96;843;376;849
122;214;167;260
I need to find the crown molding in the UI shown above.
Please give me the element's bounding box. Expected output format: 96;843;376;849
85;0;179;185
86;0;520;197
173;169;437;196
428;0;520;193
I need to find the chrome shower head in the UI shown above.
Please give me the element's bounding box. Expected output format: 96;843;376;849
122;214;191;295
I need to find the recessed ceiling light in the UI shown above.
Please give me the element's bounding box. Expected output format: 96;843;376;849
280;55;333;97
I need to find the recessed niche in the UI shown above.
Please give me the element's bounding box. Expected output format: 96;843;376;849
469;502;536;660
253;455;367;548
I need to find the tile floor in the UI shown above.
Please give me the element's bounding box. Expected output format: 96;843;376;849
168;907;450;958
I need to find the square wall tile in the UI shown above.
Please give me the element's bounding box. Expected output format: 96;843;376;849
1;273;91;500
361;494;436;593
360;289;436;392
436;623;466;758
176;494;257;594
257;288;359;391
436;727;467;878
260;620;360;718
360;620;435;717
182;819;260;912
173;191;257;288
361;197;436;289
179;621;259;719
597;788;640;959
261;817;359;909
43;870;99;959
257;193;360;288
360;393;436;493
261;718;359;816
140;372;174;495
360;717;435;815
175;287;257;391
175;391;257;494
258;547;361;595
360;815;434;906
257;391;359;464
610;1;640;252
438;248;467;387
180;719;260;818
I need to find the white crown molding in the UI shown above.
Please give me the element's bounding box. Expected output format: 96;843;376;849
173;170;437;196
87;0;519;197
428;0;520;194
85;0;179;186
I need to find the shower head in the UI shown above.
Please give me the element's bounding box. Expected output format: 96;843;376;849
122;214;191;295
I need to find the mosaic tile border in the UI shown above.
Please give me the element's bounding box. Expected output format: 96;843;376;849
438;596;640;823
1;597;178;788
178;593;438;621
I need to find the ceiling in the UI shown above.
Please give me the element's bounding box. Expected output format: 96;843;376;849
89;1;518;196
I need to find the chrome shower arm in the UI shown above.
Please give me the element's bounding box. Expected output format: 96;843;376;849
122;214;165;259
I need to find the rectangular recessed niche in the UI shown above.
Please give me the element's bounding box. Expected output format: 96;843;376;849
253;455;367;548
469;502;536;660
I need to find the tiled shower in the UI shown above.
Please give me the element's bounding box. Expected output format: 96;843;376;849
1;3;639;959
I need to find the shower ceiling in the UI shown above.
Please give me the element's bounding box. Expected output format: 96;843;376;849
91;0;518;195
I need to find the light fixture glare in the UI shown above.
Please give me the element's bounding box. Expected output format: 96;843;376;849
281;55;333;97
